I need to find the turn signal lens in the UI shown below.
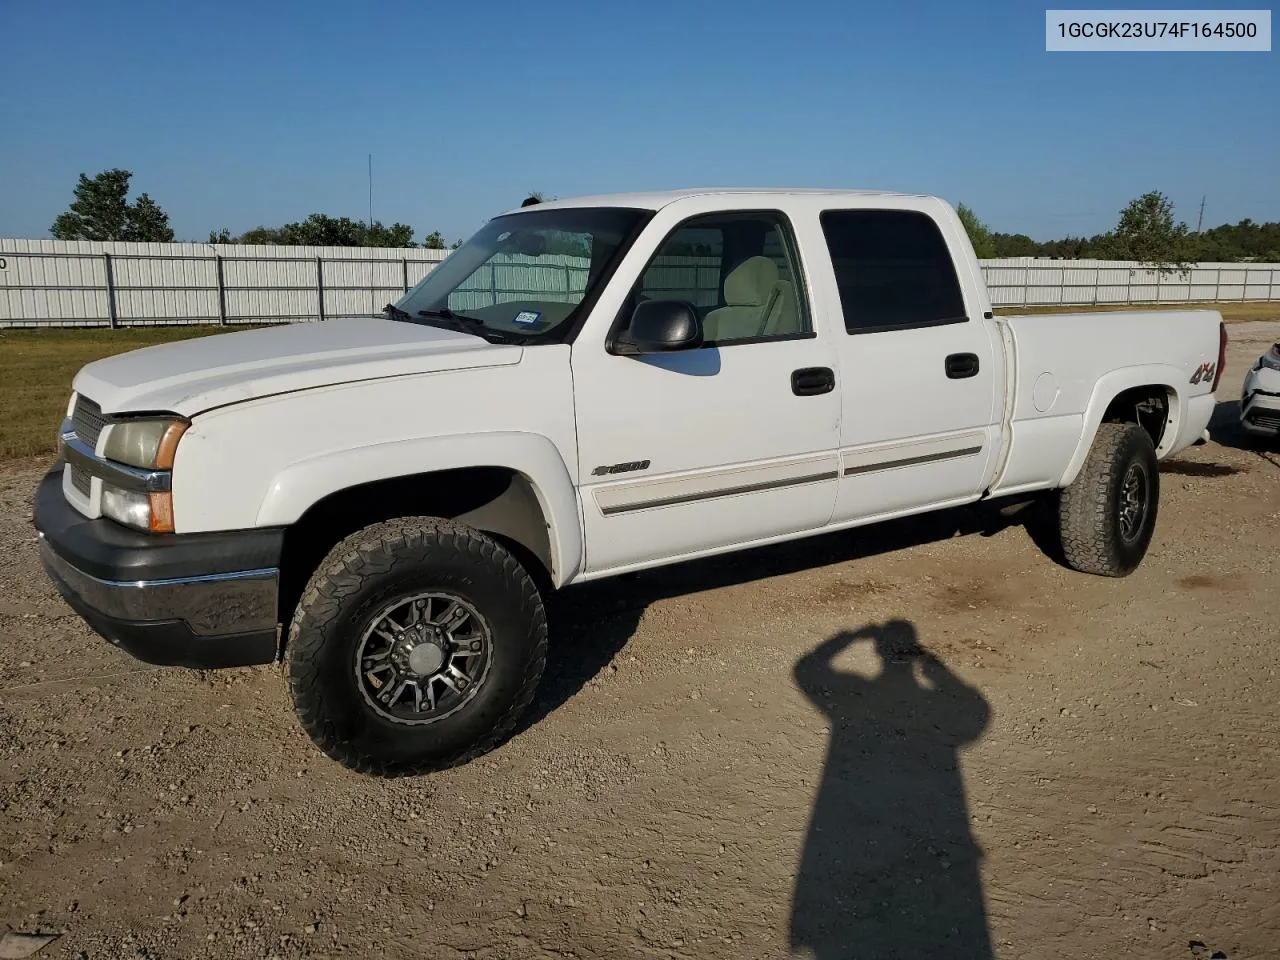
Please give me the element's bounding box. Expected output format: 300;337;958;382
154;421;188;470
148;492;175;534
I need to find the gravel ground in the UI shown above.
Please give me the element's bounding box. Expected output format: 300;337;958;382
1;323;1278;960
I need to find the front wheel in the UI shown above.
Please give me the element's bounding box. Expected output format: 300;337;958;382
1057;422;1160;577
286;518;547;776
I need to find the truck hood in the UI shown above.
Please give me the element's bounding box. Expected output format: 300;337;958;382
72;316;523;416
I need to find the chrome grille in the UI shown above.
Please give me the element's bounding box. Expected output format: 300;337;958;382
70;464;92;497
72;395;106;449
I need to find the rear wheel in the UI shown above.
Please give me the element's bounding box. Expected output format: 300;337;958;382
1058;422;1159;577
286;517;547;776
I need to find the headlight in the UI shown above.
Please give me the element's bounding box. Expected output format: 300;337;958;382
102;418;187;469
100;417;186;533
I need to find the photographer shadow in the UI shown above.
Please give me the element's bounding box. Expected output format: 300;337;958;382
791;621;992;960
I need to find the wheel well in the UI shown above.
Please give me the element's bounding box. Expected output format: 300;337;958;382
276;467;553;633
1101;385;1172;451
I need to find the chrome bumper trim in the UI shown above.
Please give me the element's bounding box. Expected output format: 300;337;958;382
39;536;278;637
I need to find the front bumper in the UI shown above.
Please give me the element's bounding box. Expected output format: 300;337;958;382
33;467;284;668
1241;367;1280;437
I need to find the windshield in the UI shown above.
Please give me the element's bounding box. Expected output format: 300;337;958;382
393;206;651;341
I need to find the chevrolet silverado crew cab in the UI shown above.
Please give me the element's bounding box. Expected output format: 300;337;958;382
34;188;1227;776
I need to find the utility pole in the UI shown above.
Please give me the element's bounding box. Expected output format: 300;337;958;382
368;154;374;230
1196;195;1206;233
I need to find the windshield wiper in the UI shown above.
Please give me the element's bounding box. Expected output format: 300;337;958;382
415;308;527;345
383;303;412;321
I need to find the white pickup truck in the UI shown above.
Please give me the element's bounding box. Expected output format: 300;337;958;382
34;188;1226;775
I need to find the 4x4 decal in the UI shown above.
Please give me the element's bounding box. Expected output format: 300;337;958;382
1190;361;1216;385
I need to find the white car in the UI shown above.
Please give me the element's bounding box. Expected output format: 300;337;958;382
1240;341;1280;437
34;188;1226;775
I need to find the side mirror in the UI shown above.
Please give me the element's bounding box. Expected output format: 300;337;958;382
616;300;703;354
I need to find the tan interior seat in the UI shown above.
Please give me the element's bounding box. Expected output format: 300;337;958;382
703;256;803;341
703;256;779;341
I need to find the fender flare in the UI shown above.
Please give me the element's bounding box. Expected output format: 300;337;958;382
255;431;583;586
1059;364;1184;487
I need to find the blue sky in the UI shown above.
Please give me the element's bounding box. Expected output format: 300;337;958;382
0;0;1275;243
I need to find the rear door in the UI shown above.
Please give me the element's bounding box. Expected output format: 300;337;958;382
570;207;841;575
816;204;1004;522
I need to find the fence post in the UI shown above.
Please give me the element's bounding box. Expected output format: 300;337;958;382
402;257;409;293
1269;268;1275;303
1092;266;1099;305
1125;269;1132;304
1058;265;1066;306
1156;267;1162;304
316;257;325;321
1214;266;1221;302
214;255;227;325
103;252;118;329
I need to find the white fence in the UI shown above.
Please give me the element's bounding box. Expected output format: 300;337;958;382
0;239;449;328
1;239;1277;328
982;257;1280;307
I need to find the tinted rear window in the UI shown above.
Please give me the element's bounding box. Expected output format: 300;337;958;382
819;210;967;333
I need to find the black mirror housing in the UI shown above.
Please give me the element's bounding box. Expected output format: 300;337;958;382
618;300;703;354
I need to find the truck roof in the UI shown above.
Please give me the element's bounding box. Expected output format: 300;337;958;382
499;187;933;216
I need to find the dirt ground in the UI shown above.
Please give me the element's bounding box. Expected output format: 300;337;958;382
2;324;1278;960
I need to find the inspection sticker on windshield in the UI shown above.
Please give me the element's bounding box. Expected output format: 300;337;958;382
513;310;542;325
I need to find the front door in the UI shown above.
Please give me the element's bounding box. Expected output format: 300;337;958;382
571;209;841;575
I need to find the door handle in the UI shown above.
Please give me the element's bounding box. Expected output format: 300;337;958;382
945;353;980;379
791;367;835;396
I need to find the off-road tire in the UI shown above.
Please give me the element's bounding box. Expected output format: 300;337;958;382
287;518;547;776
1058;422;1159;577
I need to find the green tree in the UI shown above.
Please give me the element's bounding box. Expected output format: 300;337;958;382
234;226;286;245
51;169;174;242
124;192;175;242
277;214;368;246
421;231;448;249
989;232;1041;257
955;203;997;259
221;214;416;247
51;169;132;240
363;221;416;247
207;228;233;244
1108;191;1190;269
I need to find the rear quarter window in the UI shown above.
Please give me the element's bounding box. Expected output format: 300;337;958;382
819;210;967;334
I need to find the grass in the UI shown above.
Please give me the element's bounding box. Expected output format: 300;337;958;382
0;326;235;460
994;301;1280;323
1;302;1278;460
